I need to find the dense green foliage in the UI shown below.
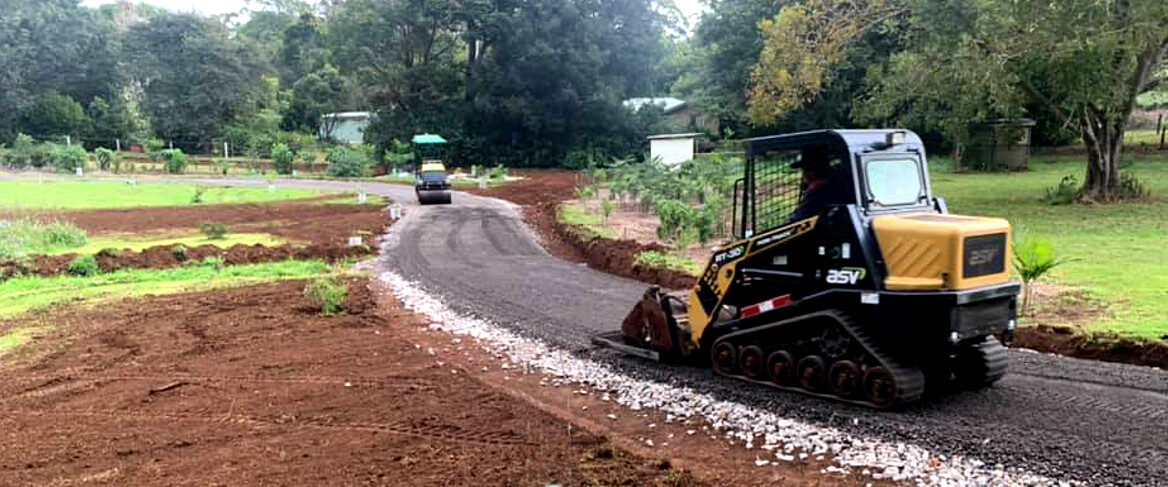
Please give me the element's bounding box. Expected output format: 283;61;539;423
325;147;372;178
303;277;348;316
0;219;89;259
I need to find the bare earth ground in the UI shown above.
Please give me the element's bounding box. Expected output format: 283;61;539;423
3;198;389;246
0;279;885;486
0;280;705;486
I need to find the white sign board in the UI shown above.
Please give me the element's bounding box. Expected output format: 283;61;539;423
649;136;696;165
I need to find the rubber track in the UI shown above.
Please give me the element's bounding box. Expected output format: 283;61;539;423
713;310;926;409
967;336;1008;386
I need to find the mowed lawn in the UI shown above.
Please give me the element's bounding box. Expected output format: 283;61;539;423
0;181;326;210
930;155;1168;340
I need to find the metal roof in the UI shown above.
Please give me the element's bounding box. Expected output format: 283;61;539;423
623;97;689;115
411;134;448;144
744;129;925;155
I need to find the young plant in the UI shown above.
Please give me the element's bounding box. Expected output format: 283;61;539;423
303;277;347;316
94;148;116;171
67;255;100;277
198;222;228;240
191;185;208;204
171;244;188;262
600;197;614;224
271;142;295;175
160;149;188;174
1013;237;1067;317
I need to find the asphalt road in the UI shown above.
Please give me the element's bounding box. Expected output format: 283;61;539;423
30;175;1164;485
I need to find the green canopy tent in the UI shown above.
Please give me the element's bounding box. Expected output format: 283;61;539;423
411;133;447;164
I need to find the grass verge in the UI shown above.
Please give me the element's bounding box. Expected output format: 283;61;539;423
0;181;326;210
635;251;703;275
560;202;617;240
0;219;89;259
0;259;337;320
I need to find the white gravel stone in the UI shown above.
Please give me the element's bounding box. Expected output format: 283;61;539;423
379;271;1075;487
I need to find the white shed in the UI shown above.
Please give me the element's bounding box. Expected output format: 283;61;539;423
648;133;701;165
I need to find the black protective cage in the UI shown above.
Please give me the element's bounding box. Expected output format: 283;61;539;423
736;130;928;238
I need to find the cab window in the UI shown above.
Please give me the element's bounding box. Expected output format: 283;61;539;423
864;158;925;206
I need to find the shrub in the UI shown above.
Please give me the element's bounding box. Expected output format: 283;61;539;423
0;219;88;259
198;222;228;240
159;149;188;174
1044;175;1079;205
94;148;116;171
303;278;347;315
487;164;509;180
46;143;87;173
171;244;188;262
67;255;99;277
601;197;614;223
325;147;371;178
2;134;36;168
215;158;232;175
1117;172;1149;200
201;256;225;270
271;142;295;175
95;248;120;259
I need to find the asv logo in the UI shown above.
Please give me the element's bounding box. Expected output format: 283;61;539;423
826;267;866;285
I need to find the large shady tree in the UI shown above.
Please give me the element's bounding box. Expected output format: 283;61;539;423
749;0;1168;201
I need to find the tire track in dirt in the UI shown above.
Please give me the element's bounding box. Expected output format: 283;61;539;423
4;409;537;447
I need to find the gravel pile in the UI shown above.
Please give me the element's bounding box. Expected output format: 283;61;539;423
378;270;1075;487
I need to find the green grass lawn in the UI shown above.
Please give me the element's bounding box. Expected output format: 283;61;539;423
1124;130;1165;145
560;202;617;239
0;181;326;210
931;155;1168;339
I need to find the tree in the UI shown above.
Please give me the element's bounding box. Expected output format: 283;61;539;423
127;13;270;144
283;64;360;135
87;96;145;143
752;0;1168;201
22;92;90;137
673;0;785;131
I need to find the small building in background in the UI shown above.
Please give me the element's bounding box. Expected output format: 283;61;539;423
648;133;703;165
320;112;373;144
959;118;1036;172
623;97;718;134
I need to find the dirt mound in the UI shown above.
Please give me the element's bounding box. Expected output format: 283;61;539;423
0;242;377;280
470;171;696;290
1014;325;1168;369
6;199;388;246
0;280;702;486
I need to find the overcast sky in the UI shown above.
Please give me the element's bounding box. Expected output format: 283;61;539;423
80;0;708;21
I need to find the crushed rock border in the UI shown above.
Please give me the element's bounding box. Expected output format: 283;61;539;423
377;269;1073;487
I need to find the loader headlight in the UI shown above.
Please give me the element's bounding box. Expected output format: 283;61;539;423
949;331;960;344
886;131;906;146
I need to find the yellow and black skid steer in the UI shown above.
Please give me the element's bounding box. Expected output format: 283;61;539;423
594;129;1018;408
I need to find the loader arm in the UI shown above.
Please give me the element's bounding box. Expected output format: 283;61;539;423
686;217;819;347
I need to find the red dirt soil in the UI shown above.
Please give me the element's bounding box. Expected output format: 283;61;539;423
5;199;389;246
471;171;696;290
0;280;704;486
0;242;377;280
1014;325;1168;369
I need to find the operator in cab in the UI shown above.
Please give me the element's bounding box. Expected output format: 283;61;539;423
789;145;851;223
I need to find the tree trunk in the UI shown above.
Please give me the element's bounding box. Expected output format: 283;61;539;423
1079;109;1125;201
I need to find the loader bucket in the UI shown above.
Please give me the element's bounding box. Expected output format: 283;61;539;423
619;287;680;355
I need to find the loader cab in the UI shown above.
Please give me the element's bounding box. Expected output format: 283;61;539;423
734;129;933;239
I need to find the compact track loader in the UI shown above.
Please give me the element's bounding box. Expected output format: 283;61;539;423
595;129;1019;408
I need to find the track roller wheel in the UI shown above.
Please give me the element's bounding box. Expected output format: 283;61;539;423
828;360;862;398
863;366;900;408
712;342;738;375
739;346;766;379
767;350;795;386
797;355;827;392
